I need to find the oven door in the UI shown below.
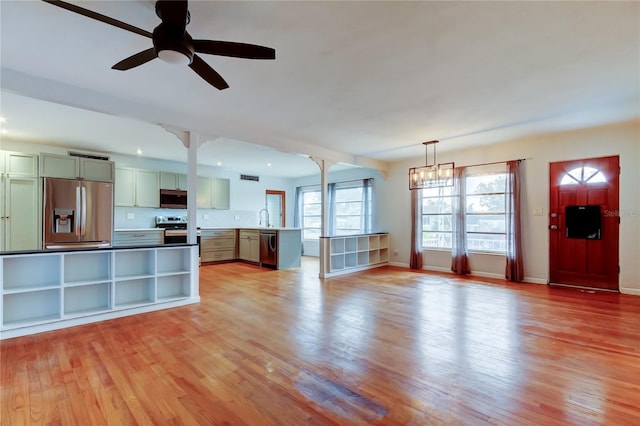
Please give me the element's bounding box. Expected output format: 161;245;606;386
164;229;187;244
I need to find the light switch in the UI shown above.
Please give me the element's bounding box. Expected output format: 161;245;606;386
127;212;135;219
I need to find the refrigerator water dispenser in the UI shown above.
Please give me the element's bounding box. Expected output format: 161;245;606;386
53;208;74;233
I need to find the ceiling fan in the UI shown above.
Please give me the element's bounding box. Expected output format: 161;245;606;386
42;0;276;90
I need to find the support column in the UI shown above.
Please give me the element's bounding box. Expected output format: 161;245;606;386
161;125;204;245
310;157;335;278
186;132;200;245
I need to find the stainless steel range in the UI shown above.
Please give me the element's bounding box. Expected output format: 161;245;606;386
155;216;199;244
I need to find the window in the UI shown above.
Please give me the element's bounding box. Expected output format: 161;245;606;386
302;189;322;240
298;179;373;239
560;166;606;185
422;186;453;249
333;182;372;236
421;172;507;253
465;173;507;253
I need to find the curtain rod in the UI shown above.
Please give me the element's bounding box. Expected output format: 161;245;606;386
297;177;373;190
459;157;531;169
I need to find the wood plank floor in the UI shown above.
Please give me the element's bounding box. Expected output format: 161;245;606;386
2;258;639;425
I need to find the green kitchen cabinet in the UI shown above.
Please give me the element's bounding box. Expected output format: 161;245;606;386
40;153;114;182
0;151;39;251
115;167;159;208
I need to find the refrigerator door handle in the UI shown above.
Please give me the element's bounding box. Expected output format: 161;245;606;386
76;185;82;237
81;185;87;237
46;242;111;250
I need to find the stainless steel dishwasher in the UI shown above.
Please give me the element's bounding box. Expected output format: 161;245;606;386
259;230;278;268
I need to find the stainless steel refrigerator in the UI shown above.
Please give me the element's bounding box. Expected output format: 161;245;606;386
43;177;113;249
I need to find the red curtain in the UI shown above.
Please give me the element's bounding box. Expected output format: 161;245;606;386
451;166;470;275
506;160;524;281
410;188;423;269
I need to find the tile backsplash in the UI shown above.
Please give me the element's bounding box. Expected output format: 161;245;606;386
114;207;258;229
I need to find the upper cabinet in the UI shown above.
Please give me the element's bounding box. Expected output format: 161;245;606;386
0;151;40;252
213;177;230;210
197;176;230;210
115;167;159;208
2;151;38;177
159;172;188;190
40;153;115;182
196;176;213;208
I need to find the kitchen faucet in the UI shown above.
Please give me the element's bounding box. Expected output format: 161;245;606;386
258;208;270;228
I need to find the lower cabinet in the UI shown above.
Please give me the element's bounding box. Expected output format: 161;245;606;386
0;246;199;339
113;229;164;247
200;229;237;263
238;230;260;262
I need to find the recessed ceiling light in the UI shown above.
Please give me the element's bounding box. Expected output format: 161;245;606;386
136;149;143;155
0;116;6;124
0;128;7;135
267;163;272;167
217;161;222;166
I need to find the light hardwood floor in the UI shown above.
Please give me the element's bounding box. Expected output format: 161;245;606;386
2;258;639;425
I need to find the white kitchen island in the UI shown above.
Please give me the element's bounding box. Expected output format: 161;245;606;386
0;244;199;340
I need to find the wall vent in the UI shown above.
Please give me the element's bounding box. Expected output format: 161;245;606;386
68;151;110;161
240;174;260;182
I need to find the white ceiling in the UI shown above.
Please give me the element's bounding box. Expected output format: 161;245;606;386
1;1;638;177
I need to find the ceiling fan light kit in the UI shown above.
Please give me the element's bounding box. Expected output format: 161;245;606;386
43;0;275;90
154;24;194;65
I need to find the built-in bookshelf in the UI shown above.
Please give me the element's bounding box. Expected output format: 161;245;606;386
322;233;389;277
1;245;199;339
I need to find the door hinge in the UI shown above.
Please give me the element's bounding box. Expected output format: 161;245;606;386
618;265;621;273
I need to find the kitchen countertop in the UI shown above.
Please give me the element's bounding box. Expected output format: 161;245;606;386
114;227;301;231
114;228;163;232
200;227;301;231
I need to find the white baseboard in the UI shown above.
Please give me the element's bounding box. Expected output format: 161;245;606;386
620;287;640;296
524;277;548;284
422;265;450;273
391;263;550;285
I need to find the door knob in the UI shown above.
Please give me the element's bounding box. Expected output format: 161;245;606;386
550;225;558;230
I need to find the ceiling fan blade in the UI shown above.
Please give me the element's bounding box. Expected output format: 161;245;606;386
41;0;152;38
155;0;189;32
189;55;229;90
112;48;158;71
193;40;276;60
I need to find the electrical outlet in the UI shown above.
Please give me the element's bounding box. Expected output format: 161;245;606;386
126;212;135;220
203;214;209;219
534;208;543;216
234;214;240;221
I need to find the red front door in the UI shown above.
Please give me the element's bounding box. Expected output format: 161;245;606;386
549;156;619;291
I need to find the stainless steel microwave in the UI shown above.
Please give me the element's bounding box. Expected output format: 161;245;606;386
159;189;187;209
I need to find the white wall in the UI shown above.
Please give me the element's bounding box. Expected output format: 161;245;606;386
380;120;640;294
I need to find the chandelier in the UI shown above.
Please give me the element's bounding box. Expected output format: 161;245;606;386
409;140;455;190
